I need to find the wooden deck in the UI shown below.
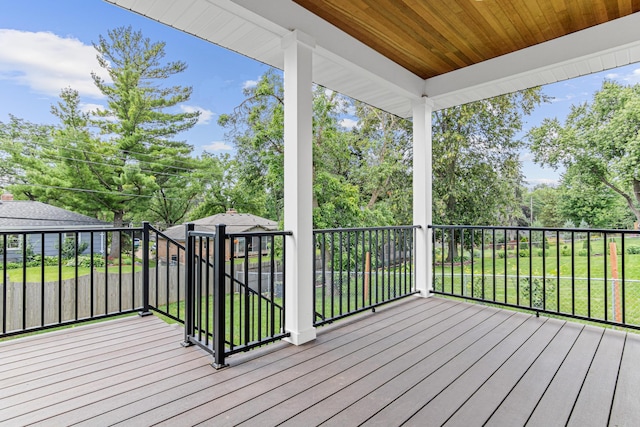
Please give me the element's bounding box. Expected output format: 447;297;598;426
1;297;639;426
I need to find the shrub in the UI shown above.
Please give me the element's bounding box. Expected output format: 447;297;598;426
518;249;530;258
626;246;640;254
520;277;555;309
496;250;506;259
59;238;89;260
577;249;588;257
66;255;106;268
560;246;572;256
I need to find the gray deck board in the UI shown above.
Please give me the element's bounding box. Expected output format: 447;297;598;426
0;297;638;427
609;332;640;426
485;321;583;426
443;317;565;426
526;325;604;426
403;314;546;426
567;328;626;427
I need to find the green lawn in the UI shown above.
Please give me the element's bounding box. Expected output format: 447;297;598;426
3;263;151;282
434;241;640;326
155;292;284;348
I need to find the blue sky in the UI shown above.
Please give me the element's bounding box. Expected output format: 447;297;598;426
1;0;640;187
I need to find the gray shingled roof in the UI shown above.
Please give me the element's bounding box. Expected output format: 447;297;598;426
162;212;278;241
0;201;109;229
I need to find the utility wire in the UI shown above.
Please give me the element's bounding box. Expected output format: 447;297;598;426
19;138;200;173
7;183;191;201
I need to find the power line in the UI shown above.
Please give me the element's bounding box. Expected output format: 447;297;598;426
19;138;199;173
35;151;194;180
9;183;191;201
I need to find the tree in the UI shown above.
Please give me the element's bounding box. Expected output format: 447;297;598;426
219;71;370;228
528;81;640;224
349;102;413;225
218;70;285;222
1;27;200;257
558;167;635;229
432;88;546;260
90;26;199;230
528;184;563;228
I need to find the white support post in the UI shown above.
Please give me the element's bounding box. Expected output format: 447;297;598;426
413;97;434;297
282;30;317;345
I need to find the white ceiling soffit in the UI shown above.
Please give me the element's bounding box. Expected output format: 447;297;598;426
104;0;640;117
426;12;640;111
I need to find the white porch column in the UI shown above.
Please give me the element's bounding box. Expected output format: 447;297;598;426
282;30;317;345
413;97;434;297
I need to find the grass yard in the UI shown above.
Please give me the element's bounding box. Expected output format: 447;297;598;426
434;242;640;326
3;262;151;282
154;292;284;348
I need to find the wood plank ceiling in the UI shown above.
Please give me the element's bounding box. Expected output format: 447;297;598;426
293;0;640;79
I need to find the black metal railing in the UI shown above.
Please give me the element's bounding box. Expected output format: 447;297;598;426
313;225;420;326
0;225;148;338
145;223;187;323
182;224;291;368
430;224;640;330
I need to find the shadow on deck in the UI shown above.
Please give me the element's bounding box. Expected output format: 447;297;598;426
1;297;639;426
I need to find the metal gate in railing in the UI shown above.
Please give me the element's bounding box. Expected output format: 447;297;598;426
182;224;291;368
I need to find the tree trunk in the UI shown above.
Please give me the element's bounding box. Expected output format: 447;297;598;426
109;210;124;259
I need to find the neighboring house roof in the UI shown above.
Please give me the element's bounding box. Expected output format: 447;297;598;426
162;211;278;241
0;200;109;229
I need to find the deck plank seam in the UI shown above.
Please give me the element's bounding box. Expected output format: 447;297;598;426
320;309;515;426
195;303;492;425
145;303;481;426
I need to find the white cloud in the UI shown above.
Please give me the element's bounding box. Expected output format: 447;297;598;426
203;141;233;152
603;68;640;85
520;152;535;162
0;29;109;99
243;79;258;90
179;105;215;125
340;118;358;129
525;178;558;187
550;93;576;103
79;103;105;114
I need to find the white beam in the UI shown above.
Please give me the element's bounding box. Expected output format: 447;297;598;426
426;13;640;110
282;29;316;345
413;97;434;297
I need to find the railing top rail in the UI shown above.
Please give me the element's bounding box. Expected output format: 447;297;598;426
186;229;293;239
188;230;217;238
0;226;142;235
227;230;293;237
314;225;421;234
429;224;639;234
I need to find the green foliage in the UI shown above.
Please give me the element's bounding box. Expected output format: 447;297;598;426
528;80;640;224
626;246;640;255
58;238;89;260
66;255;107;268
433;88;546;228
520;277;556;310
0;26;200;236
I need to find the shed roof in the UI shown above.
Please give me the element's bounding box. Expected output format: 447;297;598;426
161;212;278;241
0;201;109;230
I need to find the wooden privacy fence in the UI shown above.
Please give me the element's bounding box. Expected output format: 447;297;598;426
0;267;186;334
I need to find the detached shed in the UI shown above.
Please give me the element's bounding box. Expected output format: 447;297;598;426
158;209;278;264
